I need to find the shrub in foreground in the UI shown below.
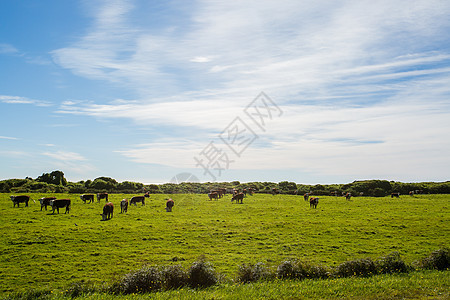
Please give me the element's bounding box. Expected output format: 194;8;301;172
117;265;162;294
188;258;218;288
418;248;450;270
276;260;329;280
375;251;410;274
237;262;273;283
161;264;189;289
335;258;377;277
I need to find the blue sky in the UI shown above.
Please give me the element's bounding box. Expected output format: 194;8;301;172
1;0;449;184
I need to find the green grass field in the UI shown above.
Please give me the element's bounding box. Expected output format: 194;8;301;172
0;192;449;298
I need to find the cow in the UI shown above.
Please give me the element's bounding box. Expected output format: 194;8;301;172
231;192;244;204
166;198;175;212
10;195;31;207
50;199;71;214
208;192;218;200
272;188;280;195
310;197;319;208
80;194;95;204
391;192;400;198
409;191;414;196
39;196;56;211
102;202;114;220
120;199;128;213
303;193;310;201
97;193;108;202
345;193;352;200
144;191;150;198
130;196;145;206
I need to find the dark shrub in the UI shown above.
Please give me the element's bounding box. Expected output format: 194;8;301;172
376;251;409;274
237;262;273;283
64;281;95;298
161;265;188;290
277;260;330;280
188;258;218;288
419;248;450;270
119;266;162;294
335;258;377;277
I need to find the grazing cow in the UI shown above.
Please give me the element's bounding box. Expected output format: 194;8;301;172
391;192;400;198
272;188;280;195
303;193;310;201
102;202;114;220
120;199;128;213
409;191;414;196
10;195;31;207
231;192;244;204
39;196;56;211
80;194;95;204
50;199;71;214
310;197;319;208
130;196;145;206
208;192;218;200
144;192;150;197
345;193;352;200
97;193;108;202
166;198;175;212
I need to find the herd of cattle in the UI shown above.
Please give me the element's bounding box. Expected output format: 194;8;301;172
9;189;419;216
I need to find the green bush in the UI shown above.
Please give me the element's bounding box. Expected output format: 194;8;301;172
419;248;450;270
188;258;218;288
161;265;188;290
335;258;377;277
118;265;162;294
375;251;409;274
276;260;330;280
237;262;273;283
64;281;95;298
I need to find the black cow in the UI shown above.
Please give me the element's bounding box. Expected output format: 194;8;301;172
102;202;114;220
391;192;400;198
97;193;108;202
10;195;31;207
120;199;128;213
39;197;56;211
345;193;352;200
80;194;95;204
50;199;71;214
130;196;145;206
231;192;244;204
310;197;319;208
166;198;175;212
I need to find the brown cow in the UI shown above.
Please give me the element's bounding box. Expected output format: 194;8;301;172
80;194;95;204
39;196;56;211
231;192;244;204
120;199;128;213
97;193;108;202
208;192;218;200
50;199;71;214
391;192;400;198
310;197;319;208
10;195;31;207
345;193;351;200
130;196;145;206
166;198;175;212
102;202;114;220
303;193;310;201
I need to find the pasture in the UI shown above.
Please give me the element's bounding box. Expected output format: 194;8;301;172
0;192;448;296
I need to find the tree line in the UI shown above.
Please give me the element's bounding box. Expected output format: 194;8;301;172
0;170;449;196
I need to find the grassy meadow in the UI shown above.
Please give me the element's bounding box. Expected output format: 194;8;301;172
0;192;449;297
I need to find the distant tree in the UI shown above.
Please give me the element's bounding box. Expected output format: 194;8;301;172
36;170;67;186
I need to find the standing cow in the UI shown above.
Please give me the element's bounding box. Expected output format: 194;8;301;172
208;192;218;200
166;198;175;212
80;194;95;204
39;196;56;211
310;197;319;208
303;193;310;201
10;195;31;207
231;192;244;204
391;192;400;198
102;202;114;220
130;196;145;206
120;199;128;213
97;193;108;203
50;199;71;214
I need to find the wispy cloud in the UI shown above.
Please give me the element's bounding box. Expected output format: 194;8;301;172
0;136;19;140
41;151;87;161
0;95;52;107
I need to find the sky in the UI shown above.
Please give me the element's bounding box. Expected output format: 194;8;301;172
0;0;449;184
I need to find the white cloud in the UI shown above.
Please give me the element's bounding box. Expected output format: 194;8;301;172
41;151;87;161
0;95;52;107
